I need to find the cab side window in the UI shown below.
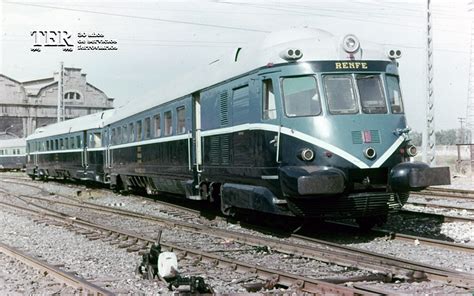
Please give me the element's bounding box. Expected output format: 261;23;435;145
262;79;276;120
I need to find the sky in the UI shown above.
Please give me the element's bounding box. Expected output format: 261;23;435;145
0;0;472;133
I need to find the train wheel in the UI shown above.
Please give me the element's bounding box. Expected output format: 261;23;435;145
116;175;129;195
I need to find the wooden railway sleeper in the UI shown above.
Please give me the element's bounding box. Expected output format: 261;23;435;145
118;238;138;249
102;233;120;242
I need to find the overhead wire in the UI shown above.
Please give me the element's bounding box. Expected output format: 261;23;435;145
4;1;270;33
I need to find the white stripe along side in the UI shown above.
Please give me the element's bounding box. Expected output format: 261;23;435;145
29;123;405;169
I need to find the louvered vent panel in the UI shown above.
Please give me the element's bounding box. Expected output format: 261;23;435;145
220;135;230;165
209;137;220;165
370;130;381;143
352;131;363;144
219;91;229;126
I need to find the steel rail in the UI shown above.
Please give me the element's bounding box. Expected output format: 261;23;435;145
10;194;474;289
0;241;114;296
406;200;474;213
416;187;474;200
399;209;474;223
0;199;372;295
16;194;474;255
326;221;474;255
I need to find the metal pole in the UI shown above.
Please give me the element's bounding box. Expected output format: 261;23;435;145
458;117;466;144
423;0;436;165
56;62;63;123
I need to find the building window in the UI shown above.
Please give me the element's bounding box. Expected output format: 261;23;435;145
177;107;186;134
64;91;81;100
70;137;75;149
164;111;172;136
154;114;161;138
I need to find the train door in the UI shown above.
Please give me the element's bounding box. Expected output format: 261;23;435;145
33;142;38;166
260;75;283;165
191;92;202;196
81;131;88;169
104;127;111;169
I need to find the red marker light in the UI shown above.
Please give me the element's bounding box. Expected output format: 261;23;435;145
325;151;333;158
266;62;274;67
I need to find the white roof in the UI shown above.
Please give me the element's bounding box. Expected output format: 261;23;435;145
27;110;114;140
0;138;26;148
105;28;390;125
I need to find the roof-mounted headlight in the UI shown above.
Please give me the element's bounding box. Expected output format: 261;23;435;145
279;48;303;62
387;49;402;59
342;34;360;53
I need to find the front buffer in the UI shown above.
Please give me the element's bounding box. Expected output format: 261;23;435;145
389;161;451;192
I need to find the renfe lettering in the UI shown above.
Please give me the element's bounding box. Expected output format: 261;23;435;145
335;62;368;70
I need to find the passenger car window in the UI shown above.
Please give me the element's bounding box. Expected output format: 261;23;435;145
136;120;142;141
144;117;151;139
386;75;404;114
177;107;186;134
164;111;172;136
129;122;135;142
282;76;321;117
263;79;276;120
356;75;387;114
154;114;161;137
324;75;358;114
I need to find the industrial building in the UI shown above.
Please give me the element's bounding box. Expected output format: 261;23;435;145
0;67;114;139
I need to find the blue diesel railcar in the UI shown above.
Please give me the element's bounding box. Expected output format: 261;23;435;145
0;138;26;170
26;29;450;228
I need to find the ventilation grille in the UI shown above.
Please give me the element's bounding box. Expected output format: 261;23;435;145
219;91;229;126
352;130;381;144
352;131;363;144
209;135;230;165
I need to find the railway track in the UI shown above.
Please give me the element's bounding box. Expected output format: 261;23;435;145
0;194;374;295
399;209;474;223
4;189;474;290
2;176;474;290
0;241;113;295
405;201;474;213
416;187;474;200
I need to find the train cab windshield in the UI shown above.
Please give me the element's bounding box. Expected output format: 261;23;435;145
322;73;404;115
355;75;387;114
386;75;404;114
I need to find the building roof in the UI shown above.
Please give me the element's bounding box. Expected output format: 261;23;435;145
24;80;56;96
0;74;22;85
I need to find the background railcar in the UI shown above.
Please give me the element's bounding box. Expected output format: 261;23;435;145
26;111;112;181
0;138;26;170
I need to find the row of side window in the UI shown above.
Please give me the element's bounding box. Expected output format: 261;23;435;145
29;136;83;152
0;148;22;155
110;106;186;145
